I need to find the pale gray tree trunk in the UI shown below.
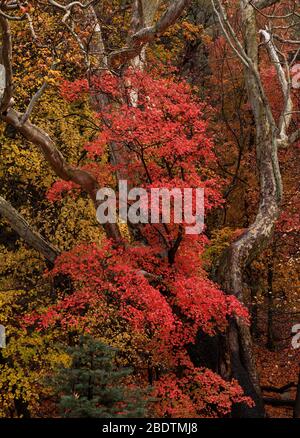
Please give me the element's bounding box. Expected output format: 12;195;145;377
210;0;295;417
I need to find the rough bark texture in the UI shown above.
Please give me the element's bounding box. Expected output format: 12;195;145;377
140;0;162;27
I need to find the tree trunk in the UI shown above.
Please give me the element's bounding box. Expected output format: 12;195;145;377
294;372;300;418
214;0;286;417
0;196;59;264
266;261;275;351
249;267;259;340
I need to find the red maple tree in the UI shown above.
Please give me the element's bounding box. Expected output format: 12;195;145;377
25;69;253;416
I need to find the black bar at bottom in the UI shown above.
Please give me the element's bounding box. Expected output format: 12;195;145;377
0;419;299;435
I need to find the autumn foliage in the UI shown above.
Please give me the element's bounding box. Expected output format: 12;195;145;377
21;70;252;416
0;0;299;420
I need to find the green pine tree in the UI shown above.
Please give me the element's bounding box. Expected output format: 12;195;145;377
52;336;148;418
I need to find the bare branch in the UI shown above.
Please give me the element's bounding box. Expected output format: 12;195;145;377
250;0;299;21
211;0;251;69
254;0;280;9
20;82;48;125
26;12;38;41
273;34;300;45
260;28;293;144
0;10;122;243
48;0;99;67
0;9;26;21
289;129;300;144
210;0;276;129
109;0;191;66
0;196;59;263
87;5;108;70
2;107;122;242
0;3;19;11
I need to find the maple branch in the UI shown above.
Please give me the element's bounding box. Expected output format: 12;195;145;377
47;0;100;67
289;129;300;144
0;10;26;20
140;0;162;27
260;28;293;145
211;0;276;130
211;0;251;69
168;226;184;265
3;107;122;242
262;383;297;393
20;81;48;125
25;12;37;41
0;196;59;263
254;0;280;9
273;35;300;45
48;0;98;22
108;0;191;66
263;397;295;407
250;0;299;20
130;0;144;33
88;5;108;70
0;2;19;11
0;16;122;243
